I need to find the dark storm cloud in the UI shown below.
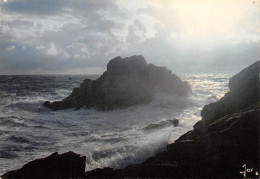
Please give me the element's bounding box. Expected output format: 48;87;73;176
0;0;119;18
0;40;77;74
1;0;66;15
0;0;123;74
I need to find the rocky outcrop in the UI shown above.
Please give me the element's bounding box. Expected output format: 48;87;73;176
44;55;191;111
84;61;259;178
199;61;259;127
142;118;179;133
2;151;86;179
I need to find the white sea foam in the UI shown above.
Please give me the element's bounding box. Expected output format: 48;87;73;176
0;73;231;175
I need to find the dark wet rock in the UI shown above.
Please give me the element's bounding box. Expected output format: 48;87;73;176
85;167;114;178
84;61;259;178
2;151;86;179
43;101;51;108
44;55;191;111
200;60;259;127
142;118;179;133
229;61;259;91
172;118;179;127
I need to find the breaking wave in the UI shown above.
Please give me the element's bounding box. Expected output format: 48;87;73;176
0;74;231;174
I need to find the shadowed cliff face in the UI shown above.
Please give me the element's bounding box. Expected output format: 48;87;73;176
44;55;191;111
199;61;259;127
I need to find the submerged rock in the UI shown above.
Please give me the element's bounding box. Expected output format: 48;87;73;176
142;118;179;133
44;55;191;111
2;151;86;179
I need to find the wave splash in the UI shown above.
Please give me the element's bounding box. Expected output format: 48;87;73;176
0;74;231;174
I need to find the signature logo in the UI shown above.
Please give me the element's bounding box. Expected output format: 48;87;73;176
240;164;259;177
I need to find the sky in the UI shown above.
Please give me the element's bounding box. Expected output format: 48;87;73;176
0;0;259;74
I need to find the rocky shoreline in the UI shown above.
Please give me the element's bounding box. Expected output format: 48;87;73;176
44;55;191;111
2;61;259;178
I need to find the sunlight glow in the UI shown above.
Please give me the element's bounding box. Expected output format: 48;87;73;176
146;0;259;38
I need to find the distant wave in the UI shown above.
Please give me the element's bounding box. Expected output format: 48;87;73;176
7;136;31;144
7;99;48;112
0;151;19;159
150;93;197;109
0;116;28;128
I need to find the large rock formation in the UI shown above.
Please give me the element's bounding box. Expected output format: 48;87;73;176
1;151;86;179
199;61;260;127
83;61;259;178
44;55;191;111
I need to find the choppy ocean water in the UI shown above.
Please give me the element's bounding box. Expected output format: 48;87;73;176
0;73;231;174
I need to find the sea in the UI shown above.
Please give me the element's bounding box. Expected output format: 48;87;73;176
0;73;232;175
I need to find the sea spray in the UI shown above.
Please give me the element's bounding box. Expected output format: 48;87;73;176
0;73;231;174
